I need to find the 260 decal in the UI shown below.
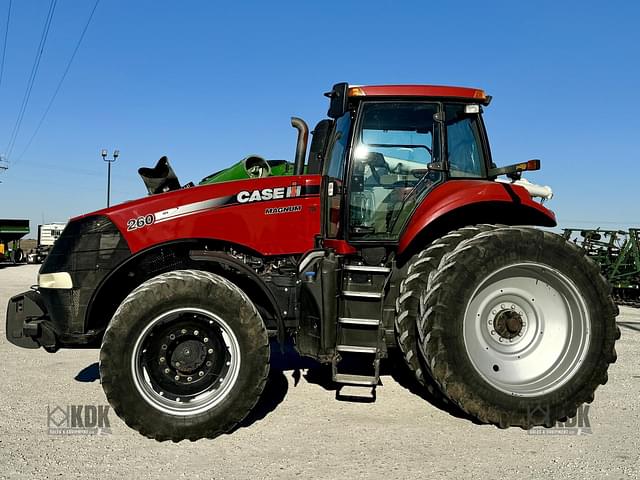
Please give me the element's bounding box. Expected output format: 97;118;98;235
127;214;156;231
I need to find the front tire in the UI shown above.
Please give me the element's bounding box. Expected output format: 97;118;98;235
419;227;620;428
100;269;270;441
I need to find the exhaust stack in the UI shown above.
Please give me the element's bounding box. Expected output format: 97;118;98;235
291;117;309;176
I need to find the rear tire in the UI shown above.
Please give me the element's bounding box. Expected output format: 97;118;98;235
395;225;495;385
100;269;270;441
419;227;619;428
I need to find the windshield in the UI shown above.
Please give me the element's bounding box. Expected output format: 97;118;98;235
349;102;443;240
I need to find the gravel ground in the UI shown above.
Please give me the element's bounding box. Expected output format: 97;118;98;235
1;264;638;479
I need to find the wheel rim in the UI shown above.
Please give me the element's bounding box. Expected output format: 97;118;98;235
131;307;241;416
463;262;590;397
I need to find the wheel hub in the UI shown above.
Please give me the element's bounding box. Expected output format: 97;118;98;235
486;303;529;344
493;309;524;339
170;339;207;373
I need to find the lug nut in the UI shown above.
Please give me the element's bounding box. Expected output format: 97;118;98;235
164;368;170;374
174;375;180;381
198;371;204;377
187;376;192;382
169;334;175;340
203;337;209;343
181;329;187;334
161;344;167;350
176;362;181;367
208;348;213;354
205;361;212;367
194;330;199;335
159;357;165;363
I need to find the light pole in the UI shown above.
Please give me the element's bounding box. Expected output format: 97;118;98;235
101;149;119;207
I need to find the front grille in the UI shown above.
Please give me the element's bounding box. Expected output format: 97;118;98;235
39;215;131;334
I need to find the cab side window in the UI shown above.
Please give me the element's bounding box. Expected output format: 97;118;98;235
324;114;352;179
445;104;486;178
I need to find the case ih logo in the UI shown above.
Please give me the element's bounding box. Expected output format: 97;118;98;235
236;182;302;204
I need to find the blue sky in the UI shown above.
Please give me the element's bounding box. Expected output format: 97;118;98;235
0;0;638;236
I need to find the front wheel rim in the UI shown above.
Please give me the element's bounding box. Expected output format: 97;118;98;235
131;307;241;416
463;262;590;397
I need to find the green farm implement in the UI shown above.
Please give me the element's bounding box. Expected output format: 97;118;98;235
0;219;30;263
563;228;640;307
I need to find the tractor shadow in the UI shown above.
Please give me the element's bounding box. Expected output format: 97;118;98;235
75;342;478;430
239;343;481;426
75;362;101;382
232;340;318;431
617;321;640;332
383;350;481;424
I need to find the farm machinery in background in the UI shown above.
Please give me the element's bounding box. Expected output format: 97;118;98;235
0;219;29;263
26;223;66;264
563;228;640;307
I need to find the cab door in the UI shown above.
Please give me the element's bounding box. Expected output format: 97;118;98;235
321;112;352;240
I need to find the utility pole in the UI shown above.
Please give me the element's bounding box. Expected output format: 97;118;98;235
101;149;119;207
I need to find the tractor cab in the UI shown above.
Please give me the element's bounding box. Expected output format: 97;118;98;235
317;84;493;244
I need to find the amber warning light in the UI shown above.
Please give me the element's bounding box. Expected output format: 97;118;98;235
489;159;541;179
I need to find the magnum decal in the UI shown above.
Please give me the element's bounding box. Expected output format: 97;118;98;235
265;205;303;215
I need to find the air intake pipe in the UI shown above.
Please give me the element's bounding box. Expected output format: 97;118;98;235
291;117;309;176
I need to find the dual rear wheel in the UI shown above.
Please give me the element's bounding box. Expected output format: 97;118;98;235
396;226;619;427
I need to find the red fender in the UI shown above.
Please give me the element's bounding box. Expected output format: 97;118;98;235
398;180;557;254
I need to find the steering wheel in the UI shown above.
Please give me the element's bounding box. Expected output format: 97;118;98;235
363;153;390;185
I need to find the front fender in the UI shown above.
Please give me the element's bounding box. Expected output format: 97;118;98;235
398;180;556;254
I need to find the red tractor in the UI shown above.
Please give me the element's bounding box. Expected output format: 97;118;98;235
6;83;619;441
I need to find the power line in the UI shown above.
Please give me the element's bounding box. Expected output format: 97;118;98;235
4;0;58;160
0;0;11;92
15;0;101;165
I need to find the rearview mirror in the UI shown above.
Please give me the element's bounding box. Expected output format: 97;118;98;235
326;82;349;119
412;161;446;178
427;161;447;172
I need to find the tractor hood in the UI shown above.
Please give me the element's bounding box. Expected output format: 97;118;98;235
138;156;295;195
73;173;322;256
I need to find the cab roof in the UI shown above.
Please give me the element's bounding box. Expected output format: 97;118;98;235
348;85;489;104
